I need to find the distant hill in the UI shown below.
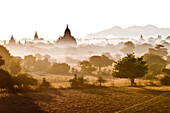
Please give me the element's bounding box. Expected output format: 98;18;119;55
85;25;170;38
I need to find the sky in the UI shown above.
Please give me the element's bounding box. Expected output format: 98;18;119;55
0;0;170;40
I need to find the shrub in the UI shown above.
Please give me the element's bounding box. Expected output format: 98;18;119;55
15;73;37;88
97;76;106;86
49;63;70;74
160;75;170;85
40;78;50;89
69;74;88;87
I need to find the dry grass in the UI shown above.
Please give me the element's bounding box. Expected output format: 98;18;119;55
0;87;169;113
1;73;169;113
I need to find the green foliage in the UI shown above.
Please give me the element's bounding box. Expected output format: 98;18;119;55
69;74;88;87
112;54;148;86
0;55;5;66
49;63;70;74
97;76;106;86
90;55;113;75
0;69;15;93
79;60;96;75
40;78;50;88
8;58;21;75
160;75;170;85
15;73;37;88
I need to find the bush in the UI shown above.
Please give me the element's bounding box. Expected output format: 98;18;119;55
49;63;70;74
0;69;15;93
40;78;50;89
15;73;37;88
160;75;170;85
69;74;88;87
97;76;106;86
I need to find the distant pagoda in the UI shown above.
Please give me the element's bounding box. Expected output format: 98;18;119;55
9;35;16;45
33;31;39;40
56;24;77;47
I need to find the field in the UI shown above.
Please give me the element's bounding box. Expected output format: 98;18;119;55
0;74;170;113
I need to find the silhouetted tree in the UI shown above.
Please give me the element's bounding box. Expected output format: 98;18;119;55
143;53;166;75
112;54;148;86
160;75;170;85
149;44;168;57
97;76;106;86
34;58;50;72
49;63;70;74
79;60;96;75
143;53;166;66
120;41;135;55
15;73;37;88
0;69;15;93
69;74;88;87
8;58;21;75
24;55;36;71
149;63;164;75
162;68;170;75
0;55;5;66
166;55;170;64
0;45;12;68
90;55;113;75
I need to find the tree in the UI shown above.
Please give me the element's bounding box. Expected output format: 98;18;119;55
34;58;50;72
143;53;166;66
97;76;106;86
149;63;164;75
112;54;148;86
149;44;168;57
166;55;170;64
23;55;36;71
15;73;37;88
0;45;12;68
79;60;96;75
49;63;70;74
120;41;135;55
143;53;166;75
0;69;15;93
0;55;5;66
162;68;170;75
90;55;113;75
8;58;21;75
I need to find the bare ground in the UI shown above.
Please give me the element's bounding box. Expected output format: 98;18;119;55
0;87;169;113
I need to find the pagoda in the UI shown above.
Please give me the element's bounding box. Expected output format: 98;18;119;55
56;24;77;47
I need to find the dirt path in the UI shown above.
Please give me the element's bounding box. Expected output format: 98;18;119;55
116;92;170;113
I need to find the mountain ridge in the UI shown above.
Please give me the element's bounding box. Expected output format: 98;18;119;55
85;25;170;38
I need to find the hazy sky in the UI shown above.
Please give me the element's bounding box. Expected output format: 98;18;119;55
0;0;170;40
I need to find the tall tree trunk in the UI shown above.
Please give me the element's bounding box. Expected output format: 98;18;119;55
98;66;101;75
